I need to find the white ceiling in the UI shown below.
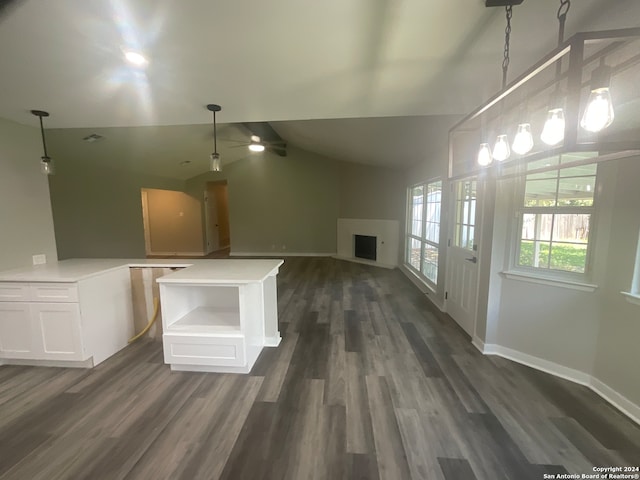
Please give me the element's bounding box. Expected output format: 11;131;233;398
1;0;638;173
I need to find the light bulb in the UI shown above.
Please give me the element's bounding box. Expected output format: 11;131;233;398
124;50;148;67
40;157;54;175
209;152;221;172
512;123;534;155
541;108;565;146
248;143;265;152
492;134;510;162
477;143;493;167
248;135;265;152
581;88;614;132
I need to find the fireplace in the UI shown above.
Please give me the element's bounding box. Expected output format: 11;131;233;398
354;235;377;261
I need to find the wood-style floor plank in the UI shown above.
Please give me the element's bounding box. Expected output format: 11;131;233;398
1;257;639;480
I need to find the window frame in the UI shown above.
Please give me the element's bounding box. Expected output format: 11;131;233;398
405;179;443;287
511;163;599;281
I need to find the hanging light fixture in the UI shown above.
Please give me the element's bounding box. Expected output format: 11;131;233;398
512;123;534;155
207;104;222;172
248;135;266;152
478;3;515;166
477;143;493;166
492;134;511;161
540;0;570;146
448;0;640;179
581;61;614;132
540;107;566;146
31;110;54;175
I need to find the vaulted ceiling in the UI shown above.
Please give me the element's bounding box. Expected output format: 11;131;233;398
1;0;637;173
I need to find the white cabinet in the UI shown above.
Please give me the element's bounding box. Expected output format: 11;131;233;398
31;303;83;360
0;302;33;357
0;267;134;367
157;260;283;374
0;302;83;360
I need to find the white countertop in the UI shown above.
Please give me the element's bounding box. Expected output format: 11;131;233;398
0;258;283;284
156;259;283;284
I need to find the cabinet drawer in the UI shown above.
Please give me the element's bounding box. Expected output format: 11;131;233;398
163;333;246;367
0;283;30;302
30;284;78;303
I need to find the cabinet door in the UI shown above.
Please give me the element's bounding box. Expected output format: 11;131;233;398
0;302;33;358
31;303;85;361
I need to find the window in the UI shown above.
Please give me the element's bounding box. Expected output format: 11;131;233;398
406;180;442;285
454;180;476;250
515;162;597;276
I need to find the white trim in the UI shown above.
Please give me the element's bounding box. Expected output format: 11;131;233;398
230;251;336;257
147;251;208;257
399;264;445;311
590;377;640;426
471;335;485;353
333;255;396;270
477;342;640;426
501;271;598;292
263;335;282;347
482;343;591;385
621;291;640;306
0;357;94;368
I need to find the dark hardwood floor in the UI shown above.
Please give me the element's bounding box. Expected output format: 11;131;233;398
1;257;639;479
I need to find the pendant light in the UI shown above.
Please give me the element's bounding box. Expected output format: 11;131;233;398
512;123;534;155
492;134;511;161
541;0;570;146
479;3;515;166
581;61;614;132
31;110;54;175
477;143;493;166
207;104;222;172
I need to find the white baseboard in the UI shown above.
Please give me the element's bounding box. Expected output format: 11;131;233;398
471;336;485;353
0;357;94;368
230;251;336;257
150;251;207;256
590;377;640;426
477;342;640;426
399;265;445;311
264;335;282;347
332;255;396;270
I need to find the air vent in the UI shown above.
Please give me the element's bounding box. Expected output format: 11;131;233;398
82;133;104;143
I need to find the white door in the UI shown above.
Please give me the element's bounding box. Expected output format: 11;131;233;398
445;179;480;336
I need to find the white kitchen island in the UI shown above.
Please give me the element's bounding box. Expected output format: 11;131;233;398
0;258;283;373
157;259;283;373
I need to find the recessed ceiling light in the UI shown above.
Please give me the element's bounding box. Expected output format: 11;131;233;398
124;50;148;67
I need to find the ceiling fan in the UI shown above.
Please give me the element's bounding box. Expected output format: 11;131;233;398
223;122;288;157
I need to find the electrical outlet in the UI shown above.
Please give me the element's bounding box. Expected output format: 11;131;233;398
32;254;46;265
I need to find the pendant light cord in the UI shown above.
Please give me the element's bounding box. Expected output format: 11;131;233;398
38;115;49;158
502;4;513;89
213;110;218;154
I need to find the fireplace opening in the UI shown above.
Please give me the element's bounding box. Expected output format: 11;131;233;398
354;235;377;261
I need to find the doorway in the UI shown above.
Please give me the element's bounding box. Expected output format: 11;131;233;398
204;180;231;254
445;178;481;336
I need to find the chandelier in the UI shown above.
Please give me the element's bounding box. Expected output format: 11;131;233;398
449;0;640;178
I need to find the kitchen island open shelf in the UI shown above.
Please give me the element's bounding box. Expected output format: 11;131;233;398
157;259;283;373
